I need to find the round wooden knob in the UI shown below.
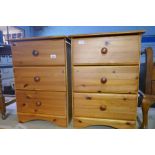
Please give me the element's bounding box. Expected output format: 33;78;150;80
100;77;107;84
34;76;40;82
32;50;39;56
85;96;92;100
100;105;107;111
101;47;108;54
36;101;42;106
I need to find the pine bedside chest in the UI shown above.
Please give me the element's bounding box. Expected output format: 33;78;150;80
11;36;71;127
71;31;144;129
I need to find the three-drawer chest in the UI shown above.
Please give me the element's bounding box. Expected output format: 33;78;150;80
71;31;144;128
11;36;71;127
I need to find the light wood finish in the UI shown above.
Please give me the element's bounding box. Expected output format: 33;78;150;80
18;113;67;127
70;30;144;38
10;35;66;41
14;67;66;91
74;117;136;129
72;35;140;65
141;47;155;128
11;37;70;127
16;90;66;116
141;95;155;128
71;31;143;129
74;66;139;93
74;93;137;120
12;39;65;66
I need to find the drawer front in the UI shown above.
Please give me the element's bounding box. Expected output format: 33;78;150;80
14;67;66;91
74;93;137;120
16;90;66;116
74;66;139;94
72;35;140;65
74;117;136;128
12;39;65;66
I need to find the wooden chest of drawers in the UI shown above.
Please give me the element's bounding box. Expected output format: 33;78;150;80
71;31;144;128
11;36;70;127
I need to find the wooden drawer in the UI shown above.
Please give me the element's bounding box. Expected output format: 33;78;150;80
12;39;65;66
14;67;66;91
72;35;140;65
16;90;66;116
74;117;136;129
74;93;137;120
74;66;139;94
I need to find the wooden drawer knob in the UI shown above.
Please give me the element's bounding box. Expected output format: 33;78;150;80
34;76;40;82
22;103;26;107
100;77;107;84
32;50;39;56
100;105;107;111
101;47;108;54
36;101;42;106
85;96;92;100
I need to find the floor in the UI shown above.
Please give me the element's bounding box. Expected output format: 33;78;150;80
0;102;155;129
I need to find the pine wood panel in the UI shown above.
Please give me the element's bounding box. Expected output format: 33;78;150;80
74;66;139;94
11;39;65;66
10;36;66;41
16;90;66;116
14;67;66;91
72;35;140;65
70;30;144;38
73;117;136;128
18;113;67;127
74;93;137;120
